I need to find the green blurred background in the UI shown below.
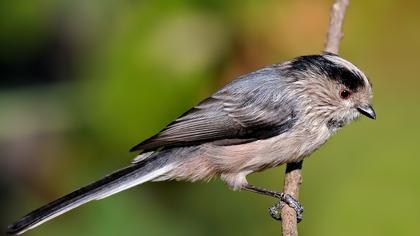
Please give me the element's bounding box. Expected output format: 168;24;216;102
1;0;419;235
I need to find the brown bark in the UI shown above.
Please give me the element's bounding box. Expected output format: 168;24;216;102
325;0;350;54
280;161;303;236
280;1;350;235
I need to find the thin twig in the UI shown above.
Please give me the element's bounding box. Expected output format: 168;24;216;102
325;0;350;54
280;161;303;236
280;1;350;235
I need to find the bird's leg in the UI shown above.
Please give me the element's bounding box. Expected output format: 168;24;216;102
242;184;303;222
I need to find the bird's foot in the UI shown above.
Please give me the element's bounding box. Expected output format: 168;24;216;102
268;193;303;222
242;184;303;222
268;201;284;220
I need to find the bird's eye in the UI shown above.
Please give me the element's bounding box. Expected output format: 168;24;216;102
340;89;352;99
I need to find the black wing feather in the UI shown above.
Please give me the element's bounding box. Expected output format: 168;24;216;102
130;67;296;152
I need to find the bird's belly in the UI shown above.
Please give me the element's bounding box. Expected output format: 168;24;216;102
204;125;332;173
244;125;332;170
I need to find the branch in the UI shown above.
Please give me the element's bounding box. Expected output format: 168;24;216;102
280;1;350;235
280;161;303;236
325;0;350;54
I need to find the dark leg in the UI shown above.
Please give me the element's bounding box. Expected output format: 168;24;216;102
242;184;304;222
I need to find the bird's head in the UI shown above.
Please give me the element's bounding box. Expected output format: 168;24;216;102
285;53;375;131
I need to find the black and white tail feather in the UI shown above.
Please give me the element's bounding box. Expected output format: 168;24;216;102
7;153;175;235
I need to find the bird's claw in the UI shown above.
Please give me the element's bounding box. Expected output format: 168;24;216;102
268;201;284;220
268;193;304;222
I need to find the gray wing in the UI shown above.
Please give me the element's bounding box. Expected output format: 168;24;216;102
130;67;296;152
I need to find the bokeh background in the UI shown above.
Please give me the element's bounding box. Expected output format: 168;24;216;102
1;0;419;235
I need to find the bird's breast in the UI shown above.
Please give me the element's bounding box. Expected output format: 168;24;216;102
204;123;332;173
246;123;332;170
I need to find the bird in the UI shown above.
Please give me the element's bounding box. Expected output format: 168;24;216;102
7;53;375;235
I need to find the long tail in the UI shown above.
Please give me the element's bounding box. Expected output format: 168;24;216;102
7;155;176;235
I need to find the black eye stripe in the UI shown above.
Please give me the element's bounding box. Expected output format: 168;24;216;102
288;55;365;91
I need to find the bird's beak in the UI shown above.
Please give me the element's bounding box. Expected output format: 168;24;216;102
357;104;376;120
